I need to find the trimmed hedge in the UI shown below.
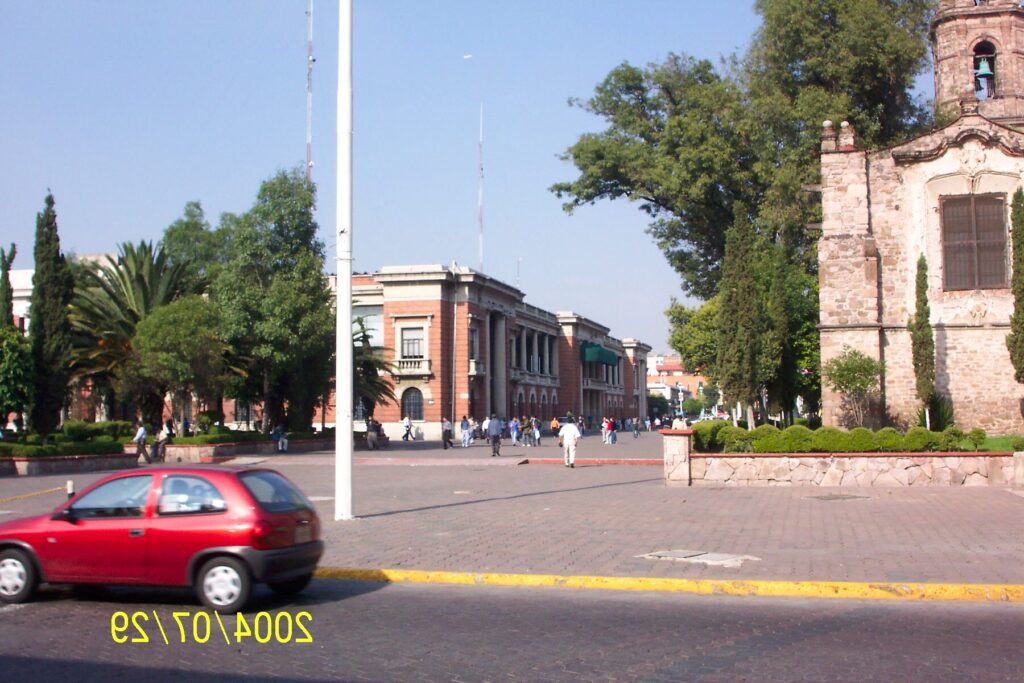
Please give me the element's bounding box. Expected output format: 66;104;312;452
172;431;269;445
0;441;126;457
688;423;1008;454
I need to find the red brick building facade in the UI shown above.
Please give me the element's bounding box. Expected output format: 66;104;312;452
301;265;650;440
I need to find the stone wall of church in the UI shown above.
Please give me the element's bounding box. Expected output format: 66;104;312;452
820;118;1024;434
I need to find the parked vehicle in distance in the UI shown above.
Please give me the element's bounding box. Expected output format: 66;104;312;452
0;466;323;613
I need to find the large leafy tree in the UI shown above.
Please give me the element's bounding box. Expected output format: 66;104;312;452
135;295;235;408
0;244;15;328
0;326;33;430
29;194;75;439
353;319;396;418
213;168;334;432
553;0;934;414
159;201;224;292
69;241;197;428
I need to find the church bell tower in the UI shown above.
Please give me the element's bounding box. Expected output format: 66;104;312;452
932;0;1024;129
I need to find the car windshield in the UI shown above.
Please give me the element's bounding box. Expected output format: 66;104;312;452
239;470;313;513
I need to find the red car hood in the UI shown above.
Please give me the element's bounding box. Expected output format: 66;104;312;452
0;512;55;536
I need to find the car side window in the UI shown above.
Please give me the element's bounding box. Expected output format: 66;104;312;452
71;475;153;518
158;475;227;516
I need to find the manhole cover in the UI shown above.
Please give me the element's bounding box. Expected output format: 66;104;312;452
635;549;760;568
806;494;870;501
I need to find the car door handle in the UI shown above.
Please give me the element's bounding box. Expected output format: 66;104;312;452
129;529;145;537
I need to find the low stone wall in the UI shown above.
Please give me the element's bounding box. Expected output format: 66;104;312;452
660;430;1024;487
0;453;140;477
692;453;1015;487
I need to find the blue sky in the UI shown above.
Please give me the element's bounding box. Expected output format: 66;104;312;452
1;1;766;350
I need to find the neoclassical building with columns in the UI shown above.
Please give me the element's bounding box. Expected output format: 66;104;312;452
819;0;1024;433
333;264;650;440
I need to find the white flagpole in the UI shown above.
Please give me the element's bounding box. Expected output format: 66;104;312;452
335;0;354;520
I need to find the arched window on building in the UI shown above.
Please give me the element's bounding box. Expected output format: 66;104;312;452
540;394;548;420
529;391;537;417
974;40;996;99
516;391;525;418
401;387;424;421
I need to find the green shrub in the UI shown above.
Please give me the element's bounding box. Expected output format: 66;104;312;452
936;426;965;452
810;427;847;453
876;427;903;452
61;420;93;442
966;428;986;451
806;416;823;430
1012;436;1024;452
902;426;937;452
207;425;233;436
773;425;813;452
793;417;808;427
847;427;878;452
90;421;133;439
0;441;124;457
720;426;754;453
751;424;782;453
692;420;729;452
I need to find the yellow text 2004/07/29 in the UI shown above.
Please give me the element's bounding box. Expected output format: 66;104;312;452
110;610;314;644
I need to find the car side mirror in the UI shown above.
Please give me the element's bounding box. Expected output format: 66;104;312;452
52;507;77;523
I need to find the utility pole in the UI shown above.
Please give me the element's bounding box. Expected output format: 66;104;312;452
335;0;354;520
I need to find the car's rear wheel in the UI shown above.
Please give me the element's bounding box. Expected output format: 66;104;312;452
0;549;37;604
267;572;313;596
196;556;251;613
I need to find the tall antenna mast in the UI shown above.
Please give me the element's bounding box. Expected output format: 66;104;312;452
305;0;315;181
477;102;484;272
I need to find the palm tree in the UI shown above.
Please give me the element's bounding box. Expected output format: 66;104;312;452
69;241;198;427
353;319;395;418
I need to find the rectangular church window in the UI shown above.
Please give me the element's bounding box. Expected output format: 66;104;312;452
940;193;1007;290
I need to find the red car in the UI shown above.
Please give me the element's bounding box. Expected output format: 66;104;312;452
0;466;323;613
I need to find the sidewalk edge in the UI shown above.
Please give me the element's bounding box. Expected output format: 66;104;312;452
314;567;1024;603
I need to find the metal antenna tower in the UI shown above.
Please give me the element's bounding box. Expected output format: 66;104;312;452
306;0;315;181
478;102;484;273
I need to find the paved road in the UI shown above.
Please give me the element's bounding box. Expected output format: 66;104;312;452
4;449;1024;584
1;580;1022;682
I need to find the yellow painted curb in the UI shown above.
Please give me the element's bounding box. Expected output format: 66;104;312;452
313;566;1024;603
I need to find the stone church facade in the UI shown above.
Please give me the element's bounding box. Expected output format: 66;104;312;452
819;0;1024;434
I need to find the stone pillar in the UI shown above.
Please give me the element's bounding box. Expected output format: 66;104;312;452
662;429;692;486
1014;451;1024;489
519;327;527;370
531;331;539;374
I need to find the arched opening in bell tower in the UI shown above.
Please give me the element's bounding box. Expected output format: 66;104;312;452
973;40;997;99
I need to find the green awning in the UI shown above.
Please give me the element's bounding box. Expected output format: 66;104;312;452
580;342;618;366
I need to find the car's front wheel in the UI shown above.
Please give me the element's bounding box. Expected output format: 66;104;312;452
0;548;37;604
196;556;251;613
267;572;313;596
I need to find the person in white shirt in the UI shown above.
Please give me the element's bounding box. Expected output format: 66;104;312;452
133;423;150;464
402;415;412;441
558;420;582;468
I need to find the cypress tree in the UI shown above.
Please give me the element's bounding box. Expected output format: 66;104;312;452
908;254;935;415
766;244;797;425
1008;189;1024;382
0;243;15;328
716;211;761;425
28;194;74;439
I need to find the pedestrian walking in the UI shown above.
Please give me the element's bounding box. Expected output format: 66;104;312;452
531;416;541;447
487;414;503;456
402;415;412;441
633;416;640;438
609;418;618;444
366;418;379;450
133;422;150;464
442;417;454;449
558;419;582;468
509;417;520;446
577;415;585;436
460;415;472;447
